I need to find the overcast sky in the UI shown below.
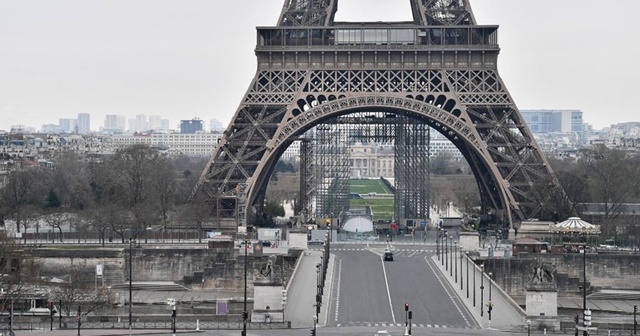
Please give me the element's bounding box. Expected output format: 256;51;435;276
1;0;639;131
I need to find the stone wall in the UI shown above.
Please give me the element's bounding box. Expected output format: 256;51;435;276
31;246;300;292
481;252;640;299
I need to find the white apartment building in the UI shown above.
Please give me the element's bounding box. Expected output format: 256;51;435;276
111;132;221;157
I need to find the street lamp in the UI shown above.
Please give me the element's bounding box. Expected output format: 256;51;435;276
527;319;531;336
127;238;137;333
454;241;458;283
582;242;588;336
465;252;469;298
436;228;441;261
242;238;249;336
488;272;493;321
316;263;321;319
449;236;453;277
473;257;476;307
480;264;485;317
459;247;463;290
444;231;448;270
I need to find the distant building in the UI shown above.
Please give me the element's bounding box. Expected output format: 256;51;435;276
160;119;171;131
77;113;91;134
111;132;221;157
180;119;203;134
102;115;126;134
210;119;225;133
148;115;162;131
58;118;77;133
521;109;585;142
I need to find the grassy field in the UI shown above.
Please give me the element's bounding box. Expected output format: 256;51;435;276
350;179;393;195
350;179;394;221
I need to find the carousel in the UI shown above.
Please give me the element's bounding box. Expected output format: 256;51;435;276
549;217;601;252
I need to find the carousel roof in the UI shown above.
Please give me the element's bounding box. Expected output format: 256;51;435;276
550;217;601;234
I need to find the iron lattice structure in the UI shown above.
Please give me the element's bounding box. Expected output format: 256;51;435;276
313;124;350;218
308;113;430;225
196;0;564;229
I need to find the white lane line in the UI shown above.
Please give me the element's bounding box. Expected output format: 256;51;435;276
424;256;472;327
409;250;418;258
381;255;397;324
333;259;342;322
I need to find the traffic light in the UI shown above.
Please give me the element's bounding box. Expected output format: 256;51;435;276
635;305;638;315
574;314;579;324
405;303;409;312
310;329;316;336
583;309;592;327
408;311;412;320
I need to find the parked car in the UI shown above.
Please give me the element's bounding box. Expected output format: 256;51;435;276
308;239;324;245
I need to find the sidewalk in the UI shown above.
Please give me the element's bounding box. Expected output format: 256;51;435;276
12;329;189;336
431;252;527;331
283;249;334;329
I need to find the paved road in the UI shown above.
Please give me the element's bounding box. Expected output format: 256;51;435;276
325;243;477;333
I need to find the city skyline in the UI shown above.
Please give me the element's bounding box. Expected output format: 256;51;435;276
1;0;639;131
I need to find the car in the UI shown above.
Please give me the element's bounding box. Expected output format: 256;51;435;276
308;239;324;245
375;331;392;336
383;251;394;261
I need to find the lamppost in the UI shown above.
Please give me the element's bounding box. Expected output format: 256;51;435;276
436;228;441;261
316;263;321;319
444;231;448;270
582;242;588;336
242;237;249;336
454;241;458;283
460;247;463;290
527;319;531;336
449;236;453;277
480;264;485;317
128;238;137;334
473;258;476;307
488;272;493;321
465;252;469;298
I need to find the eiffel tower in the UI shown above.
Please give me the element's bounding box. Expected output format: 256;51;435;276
196;0;563;230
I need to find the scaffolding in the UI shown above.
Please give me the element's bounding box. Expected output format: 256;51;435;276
307;113;431;227
313;122;351;218
395;116;431;227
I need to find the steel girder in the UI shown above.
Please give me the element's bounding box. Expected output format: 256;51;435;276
195;0;563;229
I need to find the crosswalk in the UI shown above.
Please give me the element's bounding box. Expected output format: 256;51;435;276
330;248;437;254
335;321;480;329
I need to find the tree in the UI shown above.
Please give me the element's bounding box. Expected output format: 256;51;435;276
111;145;162;239
177;193;211;243
52;263;113;317
2;169;41;232
0;232;41;309
580;145;636;230
152;157;177;227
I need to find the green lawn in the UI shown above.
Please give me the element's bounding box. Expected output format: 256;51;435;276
350;179;393;195
350;198;394;221
348;179;394;221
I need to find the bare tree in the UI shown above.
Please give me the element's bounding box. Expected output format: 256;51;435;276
44;211;69;242
153;157;177;227
111;145;161;239
177;193;211;243
580;145;635;228
0;232;42;309
52;263;113;316
2;169;40;232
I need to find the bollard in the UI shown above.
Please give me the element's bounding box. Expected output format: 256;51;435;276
196;319;200;331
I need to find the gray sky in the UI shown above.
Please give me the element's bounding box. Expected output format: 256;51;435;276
1;0;639;131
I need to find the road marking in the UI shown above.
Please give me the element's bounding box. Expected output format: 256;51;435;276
424;256;472;327
333;259;342;322
381;254;396;324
